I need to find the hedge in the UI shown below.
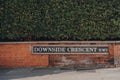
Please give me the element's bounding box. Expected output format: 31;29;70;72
0;0;120;41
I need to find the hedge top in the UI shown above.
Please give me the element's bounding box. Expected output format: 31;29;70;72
0;0;120;41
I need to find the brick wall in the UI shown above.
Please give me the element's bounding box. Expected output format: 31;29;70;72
114;43;120;67
49;43;115;68
0;43;48;68
0;41;120;68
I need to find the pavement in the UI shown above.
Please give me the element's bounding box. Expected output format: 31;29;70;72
0;67;120;80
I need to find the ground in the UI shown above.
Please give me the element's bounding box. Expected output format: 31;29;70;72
0;67;120;80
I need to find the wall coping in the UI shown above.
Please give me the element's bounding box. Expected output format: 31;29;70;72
0;41;120;44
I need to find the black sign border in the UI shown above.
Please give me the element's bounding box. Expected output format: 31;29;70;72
31;45;109;54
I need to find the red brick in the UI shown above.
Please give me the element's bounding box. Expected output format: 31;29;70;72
0;42;120;68
0;44;49;68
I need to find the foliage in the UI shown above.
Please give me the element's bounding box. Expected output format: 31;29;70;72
0;0;120;41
